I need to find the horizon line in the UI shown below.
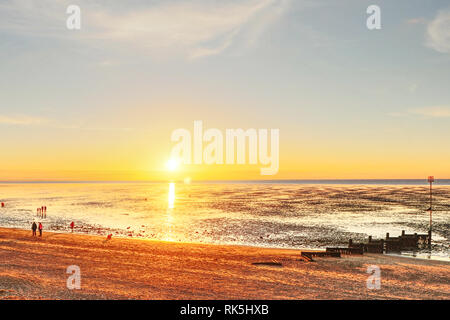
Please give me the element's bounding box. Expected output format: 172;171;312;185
1;178;449;184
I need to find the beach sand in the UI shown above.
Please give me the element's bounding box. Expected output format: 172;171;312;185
0;227;448;300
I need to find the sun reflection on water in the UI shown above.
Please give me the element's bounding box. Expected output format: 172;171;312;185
168;182;175;209
162;182;176;241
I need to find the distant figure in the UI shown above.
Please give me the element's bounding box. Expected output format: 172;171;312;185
37;208;40;217
41;206;44;218
1;202;4;208
70;221;75;232
38;222;43;237
102;233;113;244
32;222;37;236
44;206;47;218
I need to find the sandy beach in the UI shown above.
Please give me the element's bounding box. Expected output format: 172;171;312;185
0;227;448;300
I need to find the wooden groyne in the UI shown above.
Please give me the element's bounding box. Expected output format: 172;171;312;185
335;230;430;255
302;230;430;261
300;250;341;261
383;230;430;253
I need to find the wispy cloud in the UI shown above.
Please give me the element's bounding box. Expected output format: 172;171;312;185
0;114;134;131
0;115;46;126
410;106;450;118
55;125;135;132
0;0;291;59
406;17;426;25
386;112;405;118
426;9;450;53
408;83;418;93
387;106;450;119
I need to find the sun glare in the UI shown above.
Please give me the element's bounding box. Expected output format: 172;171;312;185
166;158;179;171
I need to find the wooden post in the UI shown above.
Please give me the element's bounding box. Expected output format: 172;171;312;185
428;176;434;249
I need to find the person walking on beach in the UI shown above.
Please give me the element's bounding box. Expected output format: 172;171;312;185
70;221;74;232
38;222;43;237
44;206;47;218
32;222;37;236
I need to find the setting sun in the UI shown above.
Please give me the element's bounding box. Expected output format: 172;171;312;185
166;159;179;172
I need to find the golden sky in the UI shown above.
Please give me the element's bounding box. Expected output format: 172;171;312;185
1;1;449;181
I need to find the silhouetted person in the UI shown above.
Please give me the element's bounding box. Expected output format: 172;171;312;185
32;222;37;236
38;222;43;237
70;221;75;232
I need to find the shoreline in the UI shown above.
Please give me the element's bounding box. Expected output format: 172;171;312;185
4;225;449;262
0;227;449;300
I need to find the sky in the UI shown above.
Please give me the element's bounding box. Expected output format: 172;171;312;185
0;0;449;181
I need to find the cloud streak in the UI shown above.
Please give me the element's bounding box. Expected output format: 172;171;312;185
0;115;46;126
0;0;291;59
410;106;450;118
426;9;450;53
387;106;450;119
0;114;134;131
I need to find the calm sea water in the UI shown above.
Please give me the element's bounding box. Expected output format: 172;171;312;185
0;181;449;260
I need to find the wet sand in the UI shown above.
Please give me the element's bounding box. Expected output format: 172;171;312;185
0;227;448;300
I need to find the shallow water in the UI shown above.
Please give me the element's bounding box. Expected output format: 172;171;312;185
0;182;448;259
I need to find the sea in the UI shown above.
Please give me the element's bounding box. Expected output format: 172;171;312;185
0;180;448;260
